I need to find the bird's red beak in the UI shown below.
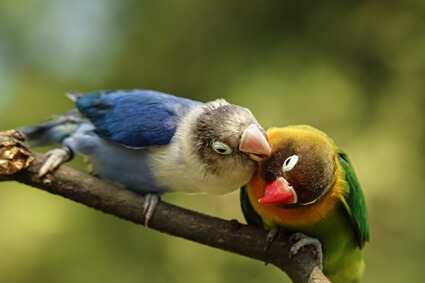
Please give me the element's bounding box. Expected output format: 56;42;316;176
258;177;298;205
239;124;272;161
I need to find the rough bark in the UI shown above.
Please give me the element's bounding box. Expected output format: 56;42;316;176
0;130;329;283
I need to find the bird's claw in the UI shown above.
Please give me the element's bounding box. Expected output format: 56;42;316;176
288;232;323;270
265;227;284;251
143;193;160;226
38;147;73;178
289;232;302;242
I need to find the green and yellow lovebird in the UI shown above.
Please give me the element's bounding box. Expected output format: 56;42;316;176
240;125;369;282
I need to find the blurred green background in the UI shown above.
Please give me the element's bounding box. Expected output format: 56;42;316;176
0;1;424;282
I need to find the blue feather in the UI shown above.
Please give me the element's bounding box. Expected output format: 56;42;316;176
63;128;166;194
74;90;202;147
18;110;84;147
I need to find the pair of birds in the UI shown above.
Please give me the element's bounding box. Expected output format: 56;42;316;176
20;89;369;282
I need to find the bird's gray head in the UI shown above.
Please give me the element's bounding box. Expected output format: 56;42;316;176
190;101;271;179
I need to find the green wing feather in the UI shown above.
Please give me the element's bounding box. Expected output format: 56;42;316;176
240;186;265;228
338;151;370;248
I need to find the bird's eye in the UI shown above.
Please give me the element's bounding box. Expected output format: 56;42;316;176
211;141;233;155
282;155;298;171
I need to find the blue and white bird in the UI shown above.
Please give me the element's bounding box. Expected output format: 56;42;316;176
20;89;271;224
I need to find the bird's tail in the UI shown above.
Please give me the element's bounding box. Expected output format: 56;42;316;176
18;110;85;147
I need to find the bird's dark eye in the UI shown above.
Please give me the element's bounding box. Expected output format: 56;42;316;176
282;155;298;171
211;141;233;155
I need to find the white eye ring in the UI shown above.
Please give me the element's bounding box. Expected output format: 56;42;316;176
211;141;233;155
282;155;298;172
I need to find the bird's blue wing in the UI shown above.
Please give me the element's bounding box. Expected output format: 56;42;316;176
73;89;202;147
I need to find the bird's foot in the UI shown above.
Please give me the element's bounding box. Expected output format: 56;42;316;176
143;193;160;226
289;232;323;270
265;227;285;251
38;147;73;178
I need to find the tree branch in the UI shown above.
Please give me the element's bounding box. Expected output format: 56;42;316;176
0;130;329;283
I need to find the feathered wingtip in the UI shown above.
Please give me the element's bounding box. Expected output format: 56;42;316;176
65;92;83;102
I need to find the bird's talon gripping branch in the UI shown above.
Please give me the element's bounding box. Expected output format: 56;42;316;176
143;193;160;226
38;146;73;178
288;232;301;242
265;227;284;251
289;232;323;270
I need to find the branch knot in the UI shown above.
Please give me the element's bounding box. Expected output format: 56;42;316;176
0;130;33;175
